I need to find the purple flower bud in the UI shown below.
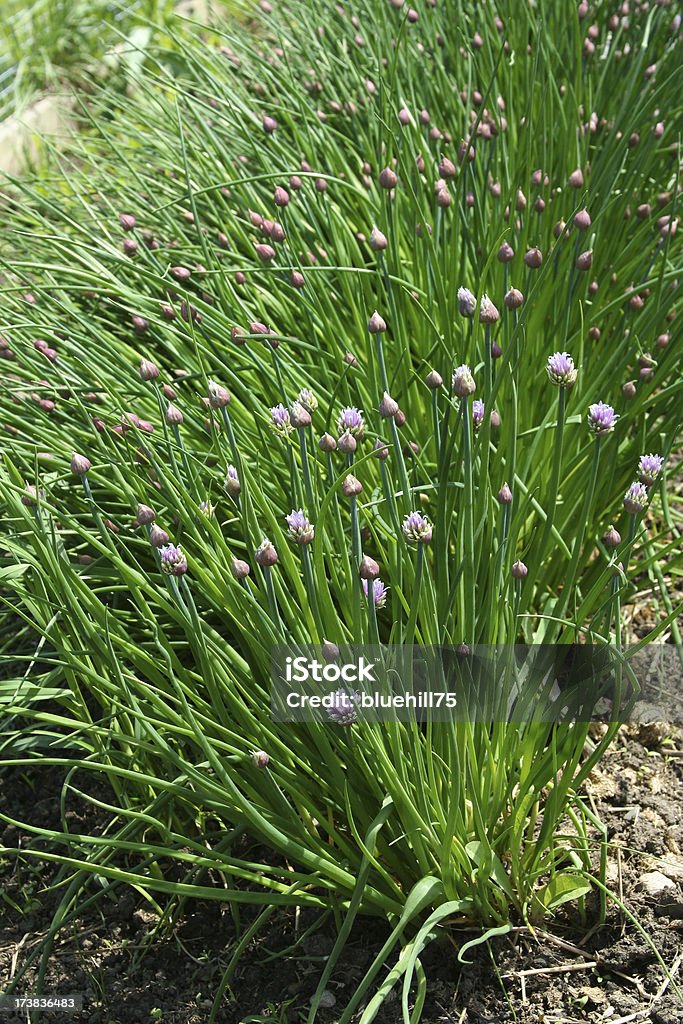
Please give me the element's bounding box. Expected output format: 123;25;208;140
368;310;386;333
638;454;663;486
119;213;136;231
439;156;456;178
362;578;389;608
378;167;397;189
623;482;649;514
160;543;188;576
369;226;388;251
497;482;513;505
137;503;156;525
373;438;390;460
359;554;380;579
587;401;618;436
457;287;477;317
255;243;276;262
271;404;292;436
378;392;399;418
149;524;170;547
546;352;578;388
341;474;363;497
274;186;290;207
322;640;340;662
574;208;592;230
568;168;584;188
231;558;250;580
251;749;270;767
504;287;524;309
602;525;621;548
319;432;337;452
208;380;231;408
327;688;360;726
338;431;357;454
402;511;433;545
479;294;500;324
170;266;191;282
286;509;315;544
262;115;278;133
22;483;44;507
70;452;91;475
255;539;278;567
622;380;637;400
576;250;593;271
524;247;543;269
224;465;241;496
139;359;159;381
337;406;365;439
398;107;411;125
452;364;476;397
497;241;515;262
425;370;443;389
166;403;184;426
472;399;485;430
290;401;312;429
511;559;528;579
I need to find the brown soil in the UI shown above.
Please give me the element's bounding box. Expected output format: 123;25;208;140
1;725;682;1024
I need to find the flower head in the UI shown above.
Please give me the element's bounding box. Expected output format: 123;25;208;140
479;294;500;324
623;482;649;514
70;452;91;476
638;454;663;486
286;509;315;545
402;511;433;545
270;404;292;437
208;380;231;408
362;578;389;608
472;399;485;430
289;400;312;429
546;352;578;388
255;538;279;566
337;406;365;439
327;688;361;726
159;543;188;576
297;388;318;414
587;401;618;436
452;364;476;398
511;559;528;579
224;464;241;496
457;287;477;317
251;749;270;767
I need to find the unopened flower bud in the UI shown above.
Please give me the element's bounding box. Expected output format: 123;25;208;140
71;452;91;476
602;525;621;548
342;474;363;497
574;208;591;230
359;554;380;579
231;558;250;580
378;392;399;418
319;432;337;452
511;559;528;579
255;539;278;566
369;226;388;251
208;380;231;408
524;247;543;269
139;359;159;381
137;503;156;525
576;250;593;271
368;310;386;333
251;749;270;767
497;241;515;262
378;167;397;189
425;369;443;389
452;364;476;397
166;403;184;426
497;482;513;505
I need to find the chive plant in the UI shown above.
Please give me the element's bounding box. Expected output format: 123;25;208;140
0;0;681;1018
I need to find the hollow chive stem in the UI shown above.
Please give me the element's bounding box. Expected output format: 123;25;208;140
298;427;315;512
461;396;476;642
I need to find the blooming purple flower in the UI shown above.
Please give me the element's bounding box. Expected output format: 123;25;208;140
546;352;578;387
587;401;618;436
452;364;476;397
362;578;389;608
270;404;292;436
638;454;663;486
159;543;188;576
457;287;477;317
472;399;485;430
623;482;649;514
337;406;365;439
402;511;433;545
286;509;315;544
327;688;361;726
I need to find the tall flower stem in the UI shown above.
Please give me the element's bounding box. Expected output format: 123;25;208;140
461;397;475;642
298;427;315;512
554;437;602;629
405;543;424;645
533;386;567;582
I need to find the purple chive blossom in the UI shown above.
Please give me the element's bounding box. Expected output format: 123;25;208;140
452;364;476;397
297;387;318;414
286;509;315;544
457;287;477;317
270;404;293;436
587;401;618;436
159;543;188;576
337;406;365;439
362;578;389;608
472;399;485;430
327;688;361;726
402;511;433;545
638;454;664;486
623;482;649;514
224;465;241;496
546;351;578;387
